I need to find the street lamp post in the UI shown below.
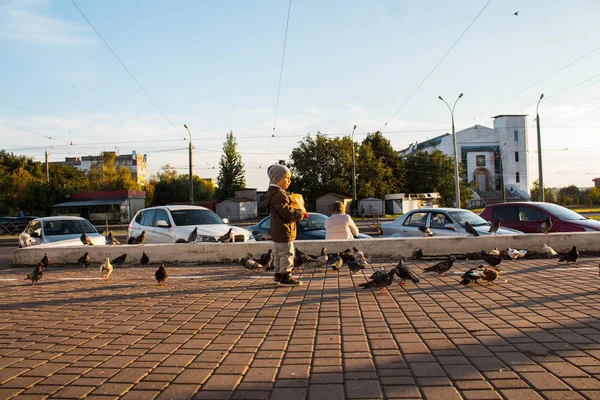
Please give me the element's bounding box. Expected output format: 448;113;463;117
499;142;508;203
536;94;545;202
183;124;194;204
351;124;357;215
439;93;464;208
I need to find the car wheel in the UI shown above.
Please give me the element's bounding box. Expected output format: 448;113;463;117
175;239;187;244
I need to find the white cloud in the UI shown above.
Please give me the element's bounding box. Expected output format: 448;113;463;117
0;0;86;44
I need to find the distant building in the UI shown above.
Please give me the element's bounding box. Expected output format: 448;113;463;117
216;197;258;221
316;193;352;216
51;190;146;223
56;151;148;184
594;178;600;189
398;115;531;205
385;193;441;214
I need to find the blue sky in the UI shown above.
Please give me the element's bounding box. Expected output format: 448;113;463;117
1;0;600;190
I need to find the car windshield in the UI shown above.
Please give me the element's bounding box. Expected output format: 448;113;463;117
297;213;328;231
449;211;490;227
170;209;224;226
43;219;97;236
536;203;587;221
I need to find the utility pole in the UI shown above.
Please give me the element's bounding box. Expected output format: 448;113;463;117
536;94;545;202
45;150;49;184
184;124;194;204
351;124;357;215
439;93;464;208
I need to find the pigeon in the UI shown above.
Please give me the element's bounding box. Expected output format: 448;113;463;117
40;253;49;271
542;243;557;258
340;249;355;264
489;218;502;235
77;252;90;267
293;248;315;270
134;231;146;245
464;222;479;236
80;232;94;245
513;11;519;16
481;248;500;257
558;246;579;264
257;249;274;270
25;263;44;285
347;260;366;275
460;267;484;285
317;247;328;266
241;253;264;270
140;251;150;266
423;256;456;275
418;226;433;237
155;263;168;286
483;255;502;267
100;258;113;280
127;237;135;244
481;267;501;284
537;217;552;234
507;248;527;260
111;253;127;268
352;247;365;261
326;253;343;271
218;228;234;243
187;227;198;243
412;249;423;260
395;259;419;284
358;268;399;294
106;231;121;245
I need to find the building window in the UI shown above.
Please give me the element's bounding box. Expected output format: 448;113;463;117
516;172;520;183
514;130;518;141
515;152;519;162
476;155;486;166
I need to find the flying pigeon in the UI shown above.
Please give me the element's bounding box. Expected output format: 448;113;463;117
241;253;264;270
347;260;366;275
107;231;121;245
358;268;399;294
40;253;49;271
140;251;150;266
155;263;168;286
25;263;44;285
134;231;146;245
80;232;94;246
489;218;502;235
218;228;234;243
536;217;552;234
326;253;343;271
188;227;198;243
464;222;479;236
412;249;424;260
507;248;528;260
423;256;456;275
100;258;113;280
558;246;579;264
542;243;557;258
111;253;127;268
513;11;519;16
419;226;433;237
257;249;274;270
77;252;90;267
483;255;502;267
395;259;419;284
316;247;328;266
460;267;484;285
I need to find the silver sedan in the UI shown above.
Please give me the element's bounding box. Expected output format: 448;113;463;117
380;208;523;238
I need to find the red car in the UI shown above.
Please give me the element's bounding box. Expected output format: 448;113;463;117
480;202;600;233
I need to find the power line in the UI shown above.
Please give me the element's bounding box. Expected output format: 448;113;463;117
477;44;600;118
70;0;180;136
0;120;63;142
379;0;492;132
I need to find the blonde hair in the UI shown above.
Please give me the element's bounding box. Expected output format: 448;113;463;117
331;201;345;214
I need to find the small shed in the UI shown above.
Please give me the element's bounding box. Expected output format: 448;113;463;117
316;193;352;216
216;197;258;221
51;190;146;223
385;193;440;214
358;198;385;217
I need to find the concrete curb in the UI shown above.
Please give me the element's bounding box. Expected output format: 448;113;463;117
12;232;600;266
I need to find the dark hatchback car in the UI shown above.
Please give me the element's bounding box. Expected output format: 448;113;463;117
247;212;371;240
480;202;600;233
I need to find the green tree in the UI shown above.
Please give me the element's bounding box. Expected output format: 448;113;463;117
356;142;387;199
557;184;581;206
404;150;473;207
584;187;600;205
360;131;405;194
87;152;140;191
529;180;557;203
216;131;246;200
151;165;215;206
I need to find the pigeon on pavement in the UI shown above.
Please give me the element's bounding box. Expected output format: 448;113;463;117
111;253;127;268
395;259;419;284
347;260;366;275
77;252;90;267
326;253;343;271
542;243;558;258
40;253;49;271
460;267;484;285
25;263;44;285
257;249;274;270
412;249;424;260
359;268;399;294
241;253;264;271
559;246;579;264
507;248;527;260
423;257;456;275
100;258;113;280
483;255;502;267
155;263;168;286
140;251;150;266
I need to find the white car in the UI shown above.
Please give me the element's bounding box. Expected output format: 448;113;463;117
19;216;106;248
128;205;255;244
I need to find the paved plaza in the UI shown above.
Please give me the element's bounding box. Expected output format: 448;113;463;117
1;256;600;399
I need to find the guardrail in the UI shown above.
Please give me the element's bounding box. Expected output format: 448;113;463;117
0;222;28;235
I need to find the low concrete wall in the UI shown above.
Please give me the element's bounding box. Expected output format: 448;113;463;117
12;232;600;267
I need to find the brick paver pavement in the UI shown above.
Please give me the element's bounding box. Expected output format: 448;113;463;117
1;256;600;399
